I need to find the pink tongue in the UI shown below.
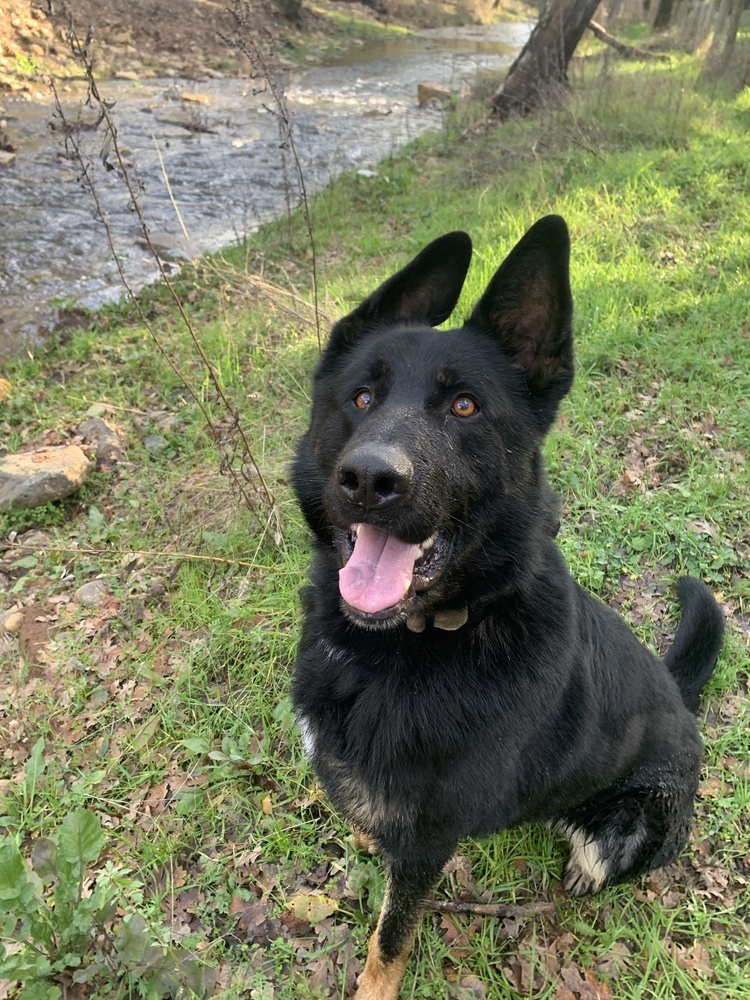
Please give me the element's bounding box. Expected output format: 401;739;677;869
339;524;421;614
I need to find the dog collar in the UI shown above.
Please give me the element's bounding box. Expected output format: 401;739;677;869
406;605;469;633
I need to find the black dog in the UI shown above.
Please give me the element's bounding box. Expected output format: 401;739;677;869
291;217;724;999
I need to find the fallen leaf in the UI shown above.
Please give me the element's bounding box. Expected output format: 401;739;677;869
451;974;488;999
675;941;714;979
287;891;338;926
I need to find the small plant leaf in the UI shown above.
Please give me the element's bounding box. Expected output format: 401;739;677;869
87;505;108;542
273;696;296;734
11;555;39;569
0;840;40;921
17;985;62;1000
23;738;46;803
57;809;103;870
72;961;107;984
0;840;26;897
31;839;59;882
115;912;150;965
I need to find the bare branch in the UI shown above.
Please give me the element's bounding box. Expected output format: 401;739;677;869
587;20;671;61
425;898;557;918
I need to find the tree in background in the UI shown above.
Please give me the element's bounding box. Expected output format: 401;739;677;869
653;0;745;64
702;0;745;76
652;0;682;30
492;0;602;118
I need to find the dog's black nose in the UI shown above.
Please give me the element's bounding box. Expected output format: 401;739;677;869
337;444;413;510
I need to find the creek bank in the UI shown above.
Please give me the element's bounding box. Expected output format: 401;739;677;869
0;23;528;360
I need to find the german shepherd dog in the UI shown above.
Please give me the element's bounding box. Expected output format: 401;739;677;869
291;217;724;999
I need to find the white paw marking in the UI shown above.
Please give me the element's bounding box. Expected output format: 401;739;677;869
565;826;610;894
297;712;315;758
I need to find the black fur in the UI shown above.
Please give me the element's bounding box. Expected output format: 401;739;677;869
291;217;724;998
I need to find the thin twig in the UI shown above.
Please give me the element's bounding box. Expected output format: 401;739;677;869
151;135;195;251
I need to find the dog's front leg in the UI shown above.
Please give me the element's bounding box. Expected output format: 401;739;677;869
356;854;447;1000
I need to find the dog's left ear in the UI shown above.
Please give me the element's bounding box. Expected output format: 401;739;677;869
326;231;473;354
468;215;574;427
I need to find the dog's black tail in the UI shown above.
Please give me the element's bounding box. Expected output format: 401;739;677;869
663;577;724;713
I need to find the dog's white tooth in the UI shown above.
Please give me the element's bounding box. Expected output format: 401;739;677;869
420;533;437;553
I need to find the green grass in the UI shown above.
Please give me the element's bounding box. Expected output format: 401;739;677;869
1;46;749;1000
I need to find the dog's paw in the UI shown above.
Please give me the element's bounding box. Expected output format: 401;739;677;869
563;828;610;896
563;859;600;896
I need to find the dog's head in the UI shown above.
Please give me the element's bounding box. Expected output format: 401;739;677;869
293;216;573;628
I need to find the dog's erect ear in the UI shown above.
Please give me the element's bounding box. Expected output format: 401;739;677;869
326;232;473;353
468;215;573;423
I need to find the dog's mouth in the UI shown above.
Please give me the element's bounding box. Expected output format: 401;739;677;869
338;523;450;621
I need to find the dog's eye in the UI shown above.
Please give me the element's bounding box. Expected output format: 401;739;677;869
451;395;478;418
353;389;372;410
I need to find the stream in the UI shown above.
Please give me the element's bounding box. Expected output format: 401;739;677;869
0;23;529;361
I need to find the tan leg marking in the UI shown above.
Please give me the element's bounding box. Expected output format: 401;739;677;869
352;828;380;854
355;918;413;1000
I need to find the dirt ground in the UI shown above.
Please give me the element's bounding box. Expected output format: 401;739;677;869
0;0;307;92
0;0;512;93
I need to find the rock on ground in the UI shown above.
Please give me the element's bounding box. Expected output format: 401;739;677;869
78;416;126;469
0;445;93;511
74;578;110;606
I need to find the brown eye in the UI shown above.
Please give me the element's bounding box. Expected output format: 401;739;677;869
451;395;478;418
353;389;372;410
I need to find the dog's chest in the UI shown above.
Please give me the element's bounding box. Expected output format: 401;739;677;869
299;634;437;755
294;629;487;819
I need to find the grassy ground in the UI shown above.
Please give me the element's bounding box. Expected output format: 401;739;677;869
1;36;750;1000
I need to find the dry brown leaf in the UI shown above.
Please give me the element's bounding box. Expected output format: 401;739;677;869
287;891;338;926
453;975;488;999
675;941;714;979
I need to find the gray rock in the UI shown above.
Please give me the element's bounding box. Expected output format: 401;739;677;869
78;416;126;469
84;403;109;418
0;446;93;511
417;82;452;107
135;231;190;262
74;579;109;607
17;530;51;549
144;434;168;454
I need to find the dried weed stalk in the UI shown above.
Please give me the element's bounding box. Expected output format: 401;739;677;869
225;0;322;350
36;0;286;543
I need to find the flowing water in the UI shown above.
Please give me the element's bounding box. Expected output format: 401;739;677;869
0;23;529;360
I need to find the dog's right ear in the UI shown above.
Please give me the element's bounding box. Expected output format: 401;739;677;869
324;232;473;355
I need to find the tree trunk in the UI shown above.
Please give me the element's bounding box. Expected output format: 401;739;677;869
652;0;678;29
678;0;718;53
703;0;743;75
492;0;602;119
